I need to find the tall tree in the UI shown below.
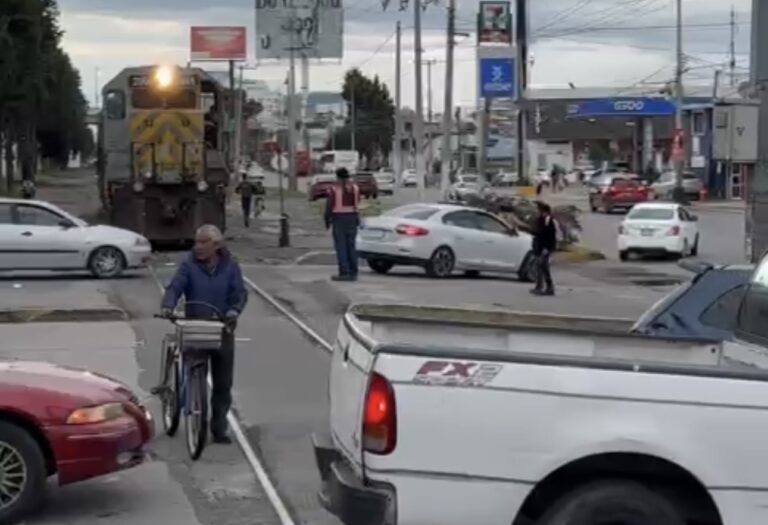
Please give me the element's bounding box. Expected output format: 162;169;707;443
333;68;395;167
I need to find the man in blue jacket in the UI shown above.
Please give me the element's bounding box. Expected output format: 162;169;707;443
161;224;248;444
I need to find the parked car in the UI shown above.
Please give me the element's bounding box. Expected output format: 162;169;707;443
618;202;700;261
374;169;395;195
314;294;768;525
356;203;537;280
492;170;518;187
0;198;151;278
0;361;153;523
589;175;650;213
631;260;752;341
354;172;379;199
308;174;337;201
651;171;704;200
445;180;487;202
401;169;419;187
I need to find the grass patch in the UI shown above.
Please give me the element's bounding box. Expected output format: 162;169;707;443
555;244;606;263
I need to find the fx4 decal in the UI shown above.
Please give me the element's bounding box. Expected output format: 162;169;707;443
413;360;503;387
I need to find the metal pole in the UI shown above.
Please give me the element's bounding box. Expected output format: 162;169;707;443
478;99;490;179
426;59;434;184
516;0;529;184
229;60;237;171
440;0;456;193
351;83;357;152
730;5;737;88
413;0;426;200
279;75;290;247
394;21;403;191
234;65;244;168
673;0;686;203
301;53;311;153
287;47;298;192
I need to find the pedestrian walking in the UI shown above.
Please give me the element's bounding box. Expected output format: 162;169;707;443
325;167;361;282
235;173;255;227
531;201;557;296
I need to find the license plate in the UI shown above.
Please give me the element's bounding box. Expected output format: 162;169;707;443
641;229;654;236
361;229;385;240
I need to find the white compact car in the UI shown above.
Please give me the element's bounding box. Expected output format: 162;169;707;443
357;203;537;280
400;169;418;187
618;202;700;261
0;198;151;277
374;169;395;195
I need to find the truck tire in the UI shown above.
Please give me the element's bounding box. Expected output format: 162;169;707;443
0;421;48;525
536;480;685;525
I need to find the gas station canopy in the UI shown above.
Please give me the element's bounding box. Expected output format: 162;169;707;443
566;97;677;119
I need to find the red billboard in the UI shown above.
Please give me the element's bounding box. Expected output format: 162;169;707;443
190;26;246;61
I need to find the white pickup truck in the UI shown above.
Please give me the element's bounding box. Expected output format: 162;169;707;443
313;282;768;525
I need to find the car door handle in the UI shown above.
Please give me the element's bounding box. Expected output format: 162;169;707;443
21;231;32;237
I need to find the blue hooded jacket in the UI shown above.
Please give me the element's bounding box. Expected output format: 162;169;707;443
161;249;248;319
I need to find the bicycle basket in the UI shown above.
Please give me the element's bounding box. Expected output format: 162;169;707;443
175;319;225;352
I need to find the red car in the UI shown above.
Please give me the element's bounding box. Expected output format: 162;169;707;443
354;172;379;199
589;175;650;213
0;361;153;523
308;174;337;201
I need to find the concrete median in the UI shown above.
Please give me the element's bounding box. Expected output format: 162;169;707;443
554;244;607;264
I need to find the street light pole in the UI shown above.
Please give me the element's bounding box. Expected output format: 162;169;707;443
413;0;426;200
440;0;456;193
673;0;686;203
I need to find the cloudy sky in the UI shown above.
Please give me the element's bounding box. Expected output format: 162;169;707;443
58;0;752;109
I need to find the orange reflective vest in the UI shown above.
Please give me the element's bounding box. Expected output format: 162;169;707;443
331;183;360;214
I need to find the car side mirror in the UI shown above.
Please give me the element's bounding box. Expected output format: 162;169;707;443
508;227;519;237
59;220;75;229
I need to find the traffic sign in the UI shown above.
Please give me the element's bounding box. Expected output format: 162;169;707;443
479;58;517;99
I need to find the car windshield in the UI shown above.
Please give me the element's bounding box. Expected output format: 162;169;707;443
459;175;479;183
627;208;675;220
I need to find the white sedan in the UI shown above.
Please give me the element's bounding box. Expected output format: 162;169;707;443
618;202;700;261
357;203;538;280
401;169;419;187
0;198;151;277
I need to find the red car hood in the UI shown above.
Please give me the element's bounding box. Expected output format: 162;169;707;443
0;361;135;423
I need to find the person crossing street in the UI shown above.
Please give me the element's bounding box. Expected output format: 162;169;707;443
235;173;256;227
325;167;361;282
531;201;557;296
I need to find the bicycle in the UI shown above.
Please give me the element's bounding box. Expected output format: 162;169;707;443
153;301;231;460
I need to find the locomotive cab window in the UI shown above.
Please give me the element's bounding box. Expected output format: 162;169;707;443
131;88;196;110
736;256;768;344
104;90;125;120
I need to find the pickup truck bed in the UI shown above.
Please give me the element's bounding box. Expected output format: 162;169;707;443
315;304;768;525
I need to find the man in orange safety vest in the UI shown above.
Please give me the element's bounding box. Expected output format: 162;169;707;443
324;167;361;281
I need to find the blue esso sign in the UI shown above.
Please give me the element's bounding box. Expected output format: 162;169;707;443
480;58;517;99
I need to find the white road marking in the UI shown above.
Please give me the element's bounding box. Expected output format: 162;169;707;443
148;266;297;525
292;250;335;266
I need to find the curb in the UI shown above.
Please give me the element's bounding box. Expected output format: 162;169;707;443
0;308;127;324
554;245;606;264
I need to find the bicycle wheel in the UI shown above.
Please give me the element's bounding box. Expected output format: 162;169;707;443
161;337;181;436
184;362;208;460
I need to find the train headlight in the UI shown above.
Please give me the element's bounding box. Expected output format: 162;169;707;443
143;170;153;180
133;180;145;193
154;65;174;89
197;180;209;192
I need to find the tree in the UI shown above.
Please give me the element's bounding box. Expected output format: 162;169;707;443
334;68;395;167
0;0;89;191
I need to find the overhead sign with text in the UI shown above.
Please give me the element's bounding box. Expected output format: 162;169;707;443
255;0;344;60
478;1;512;44
190;26;247;61
480;58;517;99
566;98;676;118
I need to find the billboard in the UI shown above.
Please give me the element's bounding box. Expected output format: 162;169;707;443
480;58;517;99
190;26;247;61
478;1;512;44
255;0;344;60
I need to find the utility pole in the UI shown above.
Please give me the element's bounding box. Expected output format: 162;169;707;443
301;54;311;153
234;65;244;169
748;0;768;261
440;0;456;192
229;59;237;170
413;0;426;199
426;58;436;183
672;0;686;203
394;21;403;190
286;12;298;193
516;0;529;184
730;5;737;88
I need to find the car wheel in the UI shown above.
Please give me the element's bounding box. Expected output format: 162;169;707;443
691;235;699;257
0;421;47;525
518;251;538;283
619;250;629;262
88;246;126;278
425;246;455;278
368;259;394;275
372;193;379;200
537;480;684;525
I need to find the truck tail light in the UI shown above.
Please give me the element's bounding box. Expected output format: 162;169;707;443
363;373;397;455
396;224;429;236
668;225;681;236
